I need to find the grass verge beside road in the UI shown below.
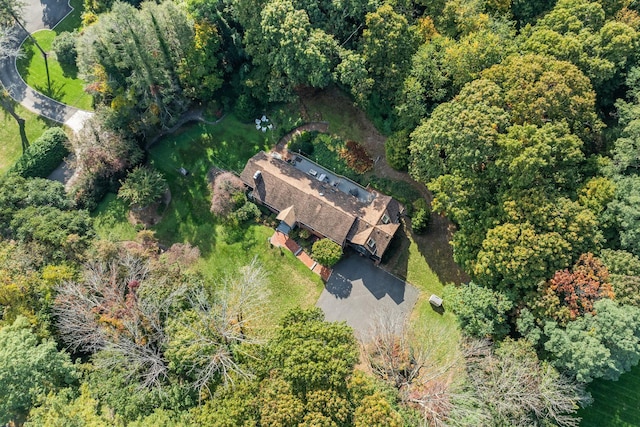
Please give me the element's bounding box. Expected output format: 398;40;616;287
0;106;54;174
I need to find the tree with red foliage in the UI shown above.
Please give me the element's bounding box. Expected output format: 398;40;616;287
548;253;615;321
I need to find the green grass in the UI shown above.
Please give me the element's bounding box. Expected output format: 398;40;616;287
92;193;139;242
54;0;84;34
385;226;461;360
17;30;93;110
0;106;55;175
579;365;640;426
93;114;322;327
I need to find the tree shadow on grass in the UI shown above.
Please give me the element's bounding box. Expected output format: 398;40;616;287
59;60;78;79
16;42;36;80
411;213;470;286
382;215;469;288
34;80;67;102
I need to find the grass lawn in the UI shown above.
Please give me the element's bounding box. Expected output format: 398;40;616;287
55;0;84;33
579;365;640;426
92;193;139;242
385;224;461;361
17;30;93;110
0;106;54;174
93;113;322;327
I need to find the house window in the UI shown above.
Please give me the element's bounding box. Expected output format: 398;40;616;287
381;213;390;224
367;238;376;249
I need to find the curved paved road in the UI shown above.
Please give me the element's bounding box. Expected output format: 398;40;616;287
0;0;92;132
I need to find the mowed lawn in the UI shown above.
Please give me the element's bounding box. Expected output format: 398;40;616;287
17;30;93;110
93;114;323;328
579;364;640;426
0;106;54;174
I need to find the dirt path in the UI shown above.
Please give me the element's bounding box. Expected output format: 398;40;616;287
146;108;225;149
275;122;330;154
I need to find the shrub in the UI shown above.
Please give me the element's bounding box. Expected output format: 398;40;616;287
231;201;260;223
233;93;259;123
385;130;410;171
299;229;311;239
210;172;246;218
289;131;318;156
10;128;69;178
367;176;420;206
312;238;343;267
67;115;143;209
118;167;168;209
52;31;78;66
410;198;431;234
339;140;373;173
443;282;513;339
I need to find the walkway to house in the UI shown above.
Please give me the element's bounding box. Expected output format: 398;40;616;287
269;231;331;281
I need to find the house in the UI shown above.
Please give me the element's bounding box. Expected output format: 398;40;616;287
240;151;404;262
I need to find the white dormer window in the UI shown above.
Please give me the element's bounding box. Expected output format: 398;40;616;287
381;213;390;224
367;238;376;249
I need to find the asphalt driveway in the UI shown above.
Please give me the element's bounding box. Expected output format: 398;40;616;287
316;253;420;341
0;0;91;127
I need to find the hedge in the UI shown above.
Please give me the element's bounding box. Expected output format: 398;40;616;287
10;128;69;178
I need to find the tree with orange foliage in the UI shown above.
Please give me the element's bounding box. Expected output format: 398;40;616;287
548;253;615;321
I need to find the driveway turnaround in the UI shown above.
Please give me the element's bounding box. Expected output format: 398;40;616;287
316;253;420;341
0;0;92;128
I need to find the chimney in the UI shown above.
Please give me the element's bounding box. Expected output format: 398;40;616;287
253;170;262;181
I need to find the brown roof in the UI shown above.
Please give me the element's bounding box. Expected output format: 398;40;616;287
276;205;296;227
240;152;402;257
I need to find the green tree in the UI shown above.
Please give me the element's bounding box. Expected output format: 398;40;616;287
51;31;78;66
384;130;410;171
242;0;338;102
481;54;601;143
192;308;400;426
600;249;640;306
0;316;77;426
443;282;513;338
335;49;374;107
77;1;201;133
9;205;93;263
361;4;419;111
353;392;403;427
267;308;358;394
473;195;602;293
311;238;343;267
24;385;110;427
519;0;639;104
118;166;168;209
10;127;69;178
495;123;585;192
544;299;640;382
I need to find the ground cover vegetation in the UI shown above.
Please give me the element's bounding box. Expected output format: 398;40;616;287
2;0;640;424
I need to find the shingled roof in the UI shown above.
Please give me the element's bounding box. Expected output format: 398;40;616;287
240;152;402;258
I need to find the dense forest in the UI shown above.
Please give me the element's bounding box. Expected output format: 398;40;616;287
2;0;640;425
